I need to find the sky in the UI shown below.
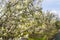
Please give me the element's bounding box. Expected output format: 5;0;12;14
42;0;60;17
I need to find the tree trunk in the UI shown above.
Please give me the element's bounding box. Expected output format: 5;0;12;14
2;37;13;40
2;37;9;40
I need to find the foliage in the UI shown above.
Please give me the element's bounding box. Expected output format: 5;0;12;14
55;20;60;29
0;0;59;40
